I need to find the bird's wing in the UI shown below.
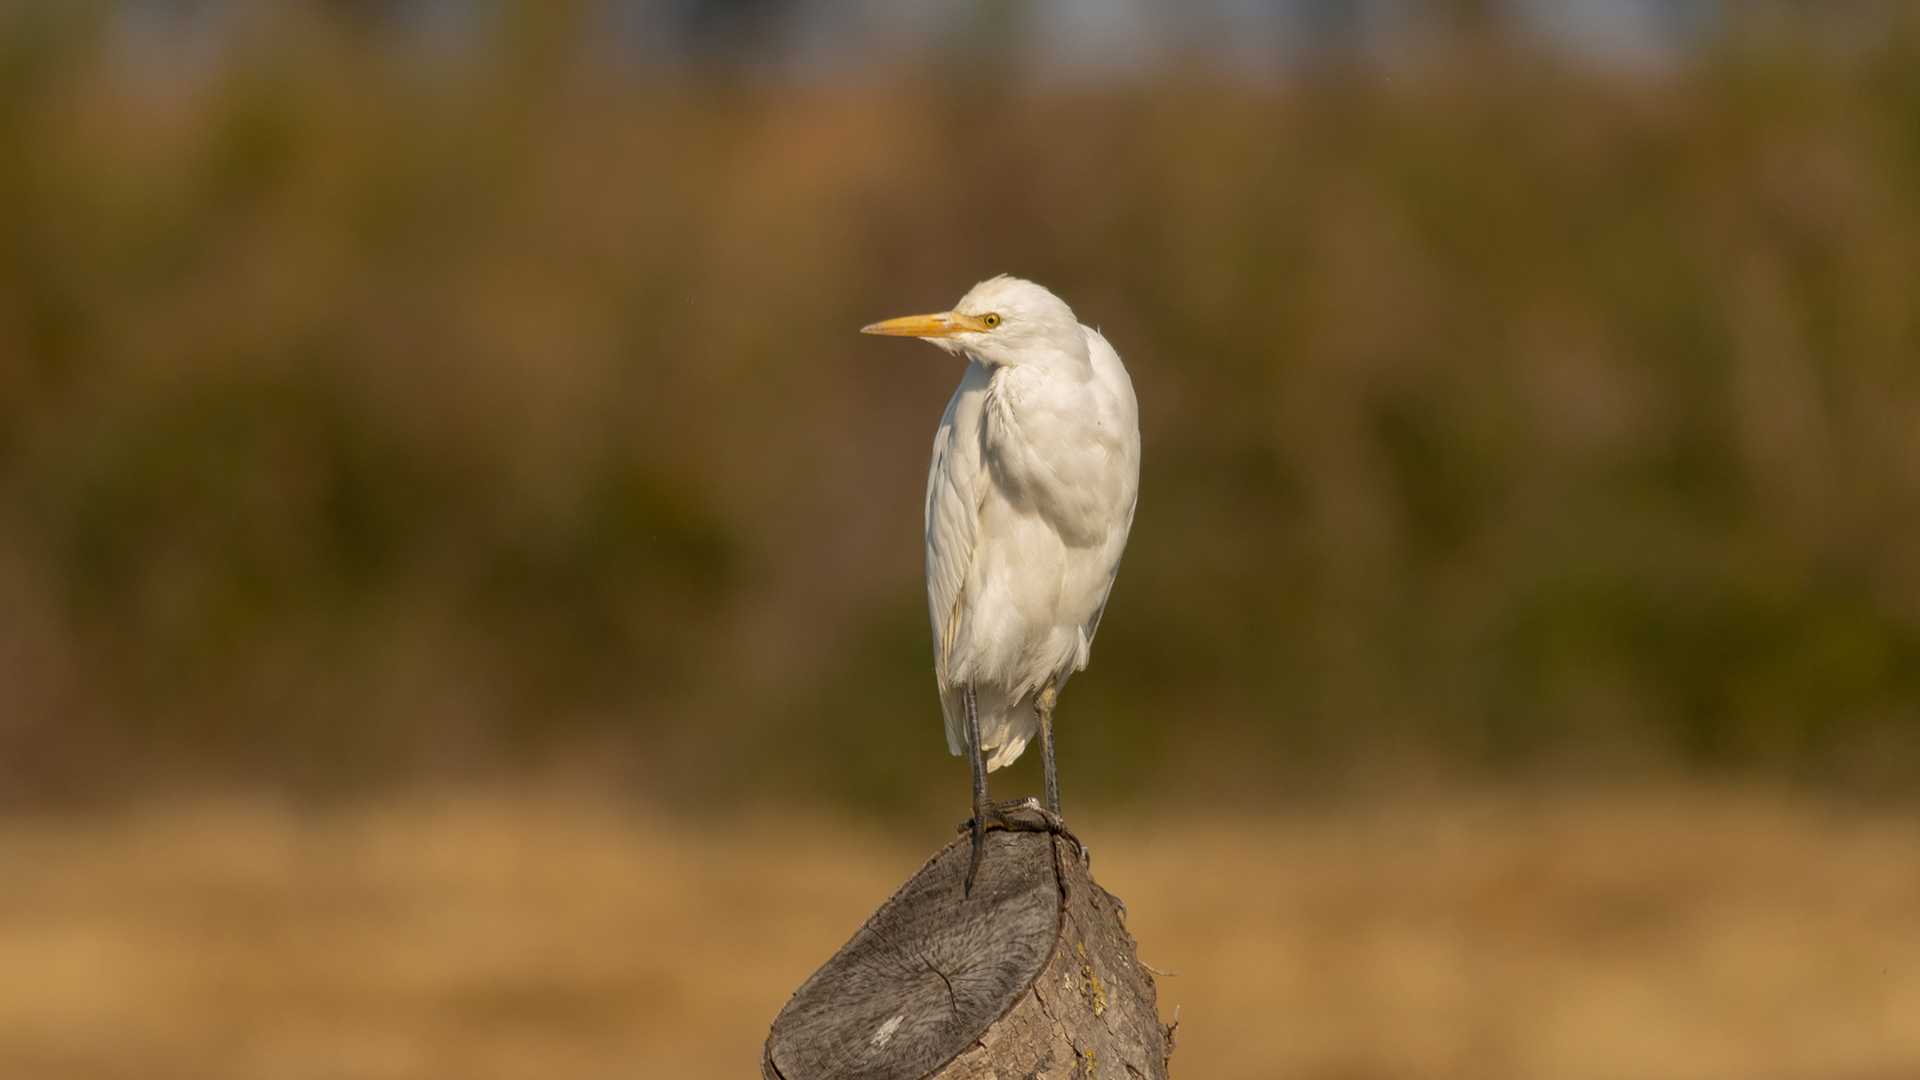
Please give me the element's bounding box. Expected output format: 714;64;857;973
1076;325;1142;660
1080;500;1135;649
926;360;992;684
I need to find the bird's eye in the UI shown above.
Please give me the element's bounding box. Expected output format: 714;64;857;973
983;313;1002;328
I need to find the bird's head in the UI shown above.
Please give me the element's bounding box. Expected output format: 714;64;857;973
861;276;1088;368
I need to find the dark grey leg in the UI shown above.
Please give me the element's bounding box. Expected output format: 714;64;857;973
1036;681;1061;817
964;685;991;896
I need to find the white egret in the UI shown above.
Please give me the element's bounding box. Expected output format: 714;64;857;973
863;276;1140;892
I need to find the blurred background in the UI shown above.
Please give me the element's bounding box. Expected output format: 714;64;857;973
3;1;1920;1078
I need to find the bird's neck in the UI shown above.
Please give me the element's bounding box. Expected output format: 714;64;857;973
973;339;1092;383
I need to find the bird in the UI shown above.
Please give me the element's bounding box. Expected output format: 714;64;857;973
862;276;1140;894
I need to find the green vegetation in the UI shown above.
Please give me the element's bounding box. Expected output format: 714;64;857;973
3;9;1919;811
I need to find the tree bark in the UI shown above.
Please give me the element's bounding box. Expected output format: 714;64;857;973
764;828;1174;1080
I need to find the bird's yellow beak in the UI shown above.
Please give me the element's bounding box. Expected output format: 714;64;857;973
860;311;993;338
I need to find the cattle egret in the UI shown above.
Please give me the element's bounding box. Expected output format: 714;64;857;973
863;276;1140;892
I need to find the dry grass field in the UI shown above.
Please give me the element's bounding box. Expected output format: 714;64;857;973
1;788;1915;1080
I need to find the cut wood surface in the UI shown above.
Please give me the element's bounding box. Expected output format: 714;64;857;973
764;829;1173;1080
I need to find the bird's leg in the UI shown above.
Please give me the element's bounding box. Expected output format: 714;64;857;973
1036;680;1061;818
958;684;1081;896
964;685;991;897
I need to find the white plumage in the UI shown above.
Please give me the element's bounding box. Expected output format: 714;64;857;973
864;276;1139;822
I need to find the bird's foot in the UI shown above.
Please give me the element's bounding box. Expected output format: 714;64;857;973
959;797;1084;895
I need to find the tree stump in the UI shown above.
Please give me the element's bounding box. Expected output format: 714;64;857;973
763;828;1174;1080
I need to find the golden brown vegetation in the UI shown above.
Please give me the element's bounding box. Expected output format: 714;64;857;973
1;789;1915;1080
